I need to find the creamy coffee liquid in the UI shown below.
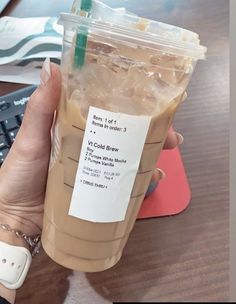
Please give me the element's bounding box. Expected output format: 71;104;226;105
42;33;191;272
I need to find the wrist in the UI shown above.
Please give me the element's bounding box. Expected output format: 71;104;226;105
0;215;30;250
0;214;40;295
0;218;28;303
0;217;26;303
0;228;28;250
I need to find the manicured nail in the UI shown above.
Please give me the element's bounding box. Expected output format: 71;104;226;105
40;58;51;86
156;168;166;180
145;169;166;198
145;181;159;198
182;92;188;101
175;132;184;145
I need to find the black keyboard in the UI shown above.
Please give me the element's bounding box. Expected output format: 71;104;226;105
0;85;37;165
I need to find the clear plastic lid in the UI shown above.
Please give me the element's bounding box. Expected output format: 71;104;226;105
68;0;206;60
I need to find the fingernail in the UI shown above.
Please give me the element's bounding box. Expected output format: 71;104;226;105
156;168;166;180
175;132;184;145
145;169;166;198
145;181;159;198
182;92;188;101
40;58;51;86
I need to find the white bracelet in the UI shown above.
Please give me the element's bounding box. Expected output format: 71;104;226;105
0;241;32;289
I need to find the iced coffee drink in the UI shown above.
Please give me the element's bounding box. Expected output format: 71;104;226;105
42;7;206;272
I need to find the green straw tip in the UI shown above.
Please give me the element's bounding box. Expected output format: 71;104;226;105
80;0;92;12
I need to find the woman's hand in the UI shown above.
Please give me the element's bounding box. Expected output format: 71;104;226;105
0;59;184;241
0;59;61;238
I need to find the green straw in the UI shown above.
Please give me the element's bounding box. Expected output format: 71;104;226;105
80;0;92;11
74;0;92;69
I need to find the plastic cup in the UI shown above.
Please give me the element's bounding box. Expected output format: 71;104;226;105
41;10;206;272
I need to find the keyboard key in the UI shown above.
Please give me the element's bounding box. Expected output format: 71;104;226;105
0;124;4;135
0;102;11;112
3;117;19;131
0;134;9;149
8;128;19;144
0;148;9;165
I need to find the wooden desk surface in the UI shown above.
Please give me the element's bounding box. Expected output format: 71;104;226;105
0;0;229;302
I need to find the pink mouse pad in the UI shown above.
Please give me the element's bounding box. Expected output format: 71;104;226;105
137;146;191;219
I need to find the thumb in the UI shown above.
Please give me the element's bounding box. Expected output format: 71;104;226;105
14;58;61;158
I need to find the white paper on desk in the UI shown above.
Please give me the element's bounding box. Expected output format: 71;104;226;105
0;58;61;85
0;64;41;85
0;16;63;84
0;16;63;65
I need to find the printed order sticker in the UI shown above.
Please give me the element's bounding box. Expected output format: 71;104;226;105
69;106;151;223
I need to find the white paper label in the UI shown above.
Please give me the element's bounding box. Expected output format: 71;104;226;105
69;106;151;223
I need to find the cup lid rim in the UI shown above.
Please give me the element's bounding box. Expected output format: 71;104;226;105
60;12;207;60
